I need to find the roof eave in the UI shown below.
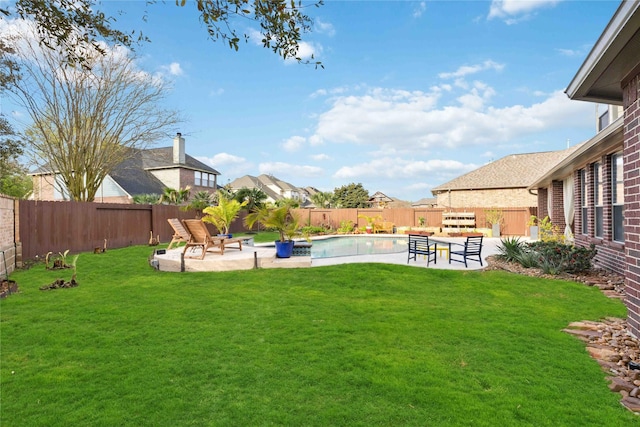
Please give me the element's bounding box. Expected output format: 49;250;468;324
565;1;640;104
528;118;624;190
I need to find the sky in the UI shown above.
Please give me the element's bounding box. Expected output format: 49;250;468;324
2;0;624;202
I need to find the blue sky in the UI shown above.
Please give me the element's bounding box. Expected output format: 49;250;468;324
5;0;623;201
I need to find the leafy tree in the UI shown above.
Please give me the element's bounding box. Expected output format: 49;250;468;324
333;183;370;208
0;158;32;198
0;114;31;198
7;32;181;202
310;191;334;208
234;187;267;211
3;0;323;68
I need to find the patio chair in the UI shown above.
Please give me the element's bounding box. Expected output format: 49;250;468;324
407;234;437;266
167;218;189;250
449;236;483;268
181;219;243;259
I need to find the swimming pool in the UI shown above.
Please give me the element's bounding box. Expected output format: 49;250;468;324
311;235;409;259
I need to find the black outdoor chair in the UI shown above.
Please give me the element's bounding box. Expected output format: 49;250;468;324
449;236;483;268
407;234;437;266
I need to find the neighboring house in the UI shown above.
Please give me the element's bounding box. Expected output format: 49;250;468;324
531;0;640;338
31;133;220;203
228;174;307;205
431;148;581;209
368;191;393;208
412;198;438;208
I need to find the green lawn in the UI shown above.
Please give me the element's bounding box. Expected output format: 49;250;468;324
1;245;634;426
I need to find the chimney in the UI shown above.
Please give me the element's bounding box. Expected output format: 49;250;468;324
173;132;185;164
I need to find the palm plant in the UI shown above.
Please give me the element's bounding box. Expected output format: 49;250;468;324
160;186;191;205
244;205;302;242
310;191;334;208
234;187;267;211
184;191;215;217
132;193;161;204
202;191;246;235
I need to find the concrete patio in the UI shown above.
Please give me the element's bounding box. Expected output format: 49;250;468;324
152;236;506;272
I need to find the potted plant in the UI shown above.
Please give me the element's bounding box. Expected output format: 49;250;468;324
202;191;247;237
527;215;539;240
244;205;305;258
358;213;382;234
485;208;504;238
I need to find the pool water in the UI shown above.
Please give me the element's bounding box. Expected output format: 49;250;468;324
311;236;408;259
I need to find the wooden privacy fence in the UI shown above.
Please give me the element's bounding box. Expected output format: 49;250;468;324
293;207;536;236
17;200;248;260
16;200;535;261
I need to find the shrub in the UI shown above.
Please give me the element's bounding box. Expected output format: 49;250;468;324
497;236;524;262
337;220;354;234
515;250;541;269
301;225;327;235
526;241;596;274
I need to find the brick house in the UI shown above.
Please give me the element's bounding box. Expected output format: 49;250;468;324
529;109;624;273
430;148;580;209
531;0;640;338
31;133;220;203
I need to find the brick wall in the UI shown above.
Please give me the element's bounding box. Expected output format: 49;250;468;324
537;188;548;219
623;71;640;338
0;195;16;276
550;180;565;231
436;188;537;208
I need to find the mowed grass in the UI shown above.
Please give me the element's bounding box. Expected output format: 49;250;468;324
1;245;635;426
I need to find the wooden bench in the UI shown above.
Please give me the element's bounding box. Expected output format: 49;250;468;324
374;221;394;233
407;234;437;266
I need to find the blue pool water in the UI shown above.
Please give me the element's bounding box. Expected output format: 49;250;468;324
311;236;408;259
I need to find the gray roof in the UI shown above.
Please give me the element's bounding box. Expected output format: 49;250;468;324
228;175;280;201
109;151;167;195
141;147;220;174
431;146;582;193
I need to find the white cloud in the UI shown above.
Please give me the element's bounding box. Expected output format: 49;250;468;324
282;135;306;152
310;153;331;161
413;2;427;18
439;60;505;79
488;0;560;23
556;45;591;57
315;18;336;37
196;153;252;179
308;84;593;153
161;62;183;76
334;158;477;180
209;88;224;96
296;41;320;61
259;162;324;178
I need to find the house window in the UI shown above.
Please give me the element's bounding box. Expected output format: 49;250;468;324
580;169;588;235
593;162;603;238
612;153;624;242
194;171;202;186
207;173;216;188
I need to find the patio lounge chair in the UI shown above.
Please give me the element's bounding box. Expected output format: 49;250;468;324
167;218;189;249
448;236;483;268
181;219;243;259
